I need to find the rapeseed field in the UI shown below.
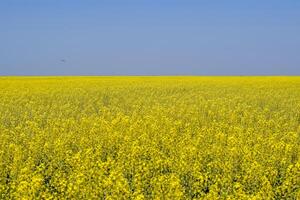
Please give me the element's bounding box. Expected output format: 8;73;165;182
0;76;299;199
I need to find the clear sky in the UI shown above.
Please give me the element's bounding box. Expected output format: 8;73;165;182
0;0;299;75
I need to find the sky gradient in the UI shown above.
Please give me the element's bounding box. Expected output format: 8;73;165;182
0;0;299;75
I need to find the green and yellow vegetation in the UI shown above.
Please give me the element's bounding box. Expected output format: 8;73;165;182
0;76;299;199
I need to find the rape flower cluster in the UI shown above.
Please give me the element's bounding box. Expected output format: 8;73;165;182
0;76;299;199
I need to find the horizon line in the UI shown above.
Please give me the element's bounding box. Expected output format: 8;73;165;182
1;74;300;77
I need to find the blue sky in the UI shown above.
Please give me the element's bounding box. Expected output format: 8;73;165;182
0;0;299;75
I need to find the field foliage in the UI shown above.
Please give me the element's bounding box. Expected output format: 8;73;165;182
0;77;299;199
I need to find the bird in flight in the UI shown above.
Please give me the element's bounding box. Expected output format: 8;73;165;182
60;59;66;63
